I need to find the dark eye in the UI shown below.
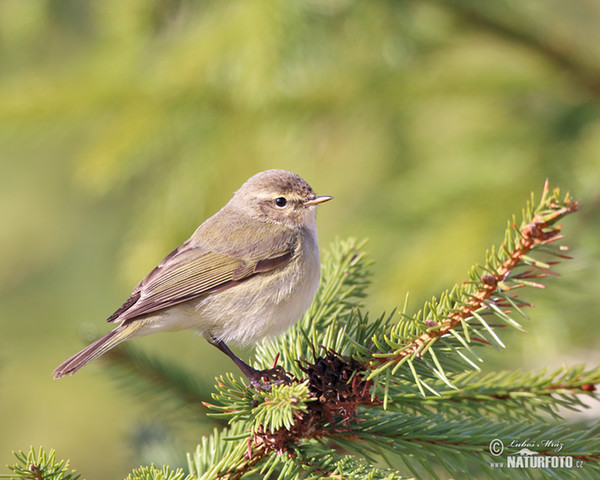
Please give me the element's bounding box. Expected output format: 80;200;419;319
275;197;288;208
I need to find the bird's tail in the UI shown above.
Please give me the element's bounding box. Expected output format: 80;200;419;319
53;324;139;379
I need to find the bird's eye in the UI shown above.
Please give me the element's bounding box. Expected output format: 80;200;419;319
275;197;288;208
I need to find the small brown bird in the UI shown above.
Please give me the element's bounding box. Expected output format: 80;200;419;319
54;170;332;385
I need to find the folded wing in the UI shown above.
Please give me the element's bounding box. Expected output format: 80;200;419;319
107;233;296;323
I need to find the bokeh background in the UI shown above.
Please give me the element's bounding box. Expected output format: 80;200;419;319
1;0;599;478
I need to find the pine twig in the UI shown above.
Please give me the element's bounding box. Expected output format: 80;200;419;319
368;180;579;376
1;447;80;480
214;443;269;480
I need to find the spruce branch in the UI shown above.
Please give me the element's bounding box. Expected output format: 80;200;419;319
207;374;313;436
1;447;80;480
207;351;375;456
387;365;600;421
125;464;194;480
333;414;600;479
362;180;580;396
258;442;403;480
186;424;268;480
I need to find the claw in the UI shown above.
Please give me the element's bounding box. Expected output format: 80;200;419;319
249;366;294;389
208;337;294;389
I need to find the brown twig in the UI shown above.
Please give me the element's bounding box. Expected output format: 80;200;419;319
370;181;579;371
251;350;378;456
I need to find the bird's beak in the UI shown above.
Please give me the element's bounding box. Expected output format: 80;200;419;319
304;195;333;207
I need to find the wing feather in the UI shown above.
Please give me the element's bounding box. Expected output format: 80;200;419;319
107;223;298;323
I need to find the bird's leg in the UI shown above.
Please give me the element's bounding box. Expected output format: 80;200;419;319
209;337;262;384
208;337;292;389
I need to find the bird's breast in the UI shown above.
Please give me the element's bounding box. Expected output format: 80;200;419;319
191;226;321;345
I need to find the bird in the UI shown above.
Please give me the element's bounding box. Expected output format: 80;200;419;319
53;169;332;386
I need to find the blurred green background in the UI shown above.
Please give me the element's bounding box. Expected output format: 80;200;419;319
1;0;599;478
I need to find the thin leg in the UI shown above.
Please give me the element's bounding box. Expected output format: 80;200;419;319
209;337;262;383
208;337;292;388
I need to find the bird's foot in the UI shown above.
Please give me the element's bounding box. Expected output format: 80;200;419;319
249;365;294;390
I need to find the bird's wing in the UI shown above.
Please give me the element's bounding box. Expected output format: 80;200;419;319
107;231;297;323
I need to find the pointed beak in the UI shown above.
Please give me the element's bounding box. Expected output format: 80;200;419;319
304;195;333;207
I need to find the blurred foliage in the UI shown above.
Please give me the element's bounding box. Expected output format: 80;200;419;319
1;0;599;479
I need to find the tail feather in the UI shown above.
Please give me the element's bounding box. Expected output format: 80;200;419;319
53;326;136;379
